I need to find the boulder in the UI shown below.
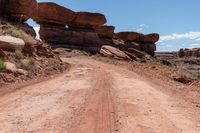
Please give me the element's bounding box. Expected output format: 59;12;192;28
70;12;107;27
0;36;25;51
127;48;145;58
140;33;159;43
34;2;75;26
117;32;141;42
4;62;28;75
100;45;131;60
173;75;193;84
124;51;139;61
95;25;115;38
0;0;38;22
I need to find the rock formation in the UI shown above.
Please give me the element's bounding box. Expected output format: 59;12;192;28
95;25;115;38
0;35;25;51
100;45;131;60
117;32;141;42
0;0;160;59
114;32;159;57
0;0;38;22
34;2;75;26
69;12;107;28
34;2;107;53
178;48;200;58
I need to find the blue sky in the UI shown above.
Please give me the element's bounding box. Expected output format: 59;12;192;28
28;0;200;52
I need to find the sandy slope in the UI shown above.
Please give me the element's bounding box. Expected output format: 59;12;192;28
0;57;199;133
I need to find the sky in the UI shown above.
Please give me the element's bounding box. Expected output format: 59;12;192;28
28;0;200;52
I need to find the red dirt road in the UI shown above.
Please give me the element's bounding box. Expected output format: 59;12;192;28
0;57;199;133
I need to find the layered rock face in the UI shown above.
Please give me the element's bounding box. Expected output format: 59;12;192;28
95;25;115;38
35;2;108;52
40;25;101;49
0;0;160;58
34;2;75;26
70;12;107;28
0;0;37;22
178;48;200;58
114;32;159;56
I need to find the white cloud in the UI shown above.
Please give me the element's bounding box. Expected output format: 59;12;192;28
139;24;146;27
33;26;40;40
195;38;200;41
135;24;147;32
159;32;200;42
136;28;143;32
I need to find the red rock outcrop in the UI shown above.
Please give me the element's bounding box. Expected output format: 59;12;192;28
34;2;75;26
0;0;38;22
141;43;156;56
40;25;101;52
70;12;107;28
95;25;115;38
140;33;160;43
117;32;141;42
178;48;200;58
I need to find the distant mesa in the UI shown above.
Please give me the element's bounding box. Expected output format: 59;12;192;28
178;48;200;58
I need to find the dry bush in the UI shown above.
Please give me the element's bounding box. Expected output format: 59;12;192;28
15;50;24;60
0;59;5;72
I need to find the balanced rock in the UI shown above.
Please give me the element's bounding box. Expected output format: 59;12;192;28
70;12;107;27
117;32;141;42
100;45;131;60
95;25;115;38
34;2;76;26
140;33;159;43
0;0;38;22
0;35;25;51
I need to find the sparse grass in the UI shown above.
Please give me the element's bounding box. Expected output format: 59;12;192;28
18;58;36;76
15;50;24;60
5;26;23;38
0;59;5;72
5;25;37;46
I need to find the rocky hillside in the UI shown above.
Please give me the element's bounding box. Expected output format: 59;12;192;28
0;19;67;85
0;0;161;85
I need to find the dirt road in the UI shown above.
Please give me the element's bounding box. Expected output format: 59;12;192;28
0;57;199;133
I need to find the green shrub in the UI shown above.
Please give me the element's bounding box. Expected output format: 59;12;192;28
5;27;23;38
0;59;5;72
19;58;36;75
6;26;37;46
15;50;24;60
